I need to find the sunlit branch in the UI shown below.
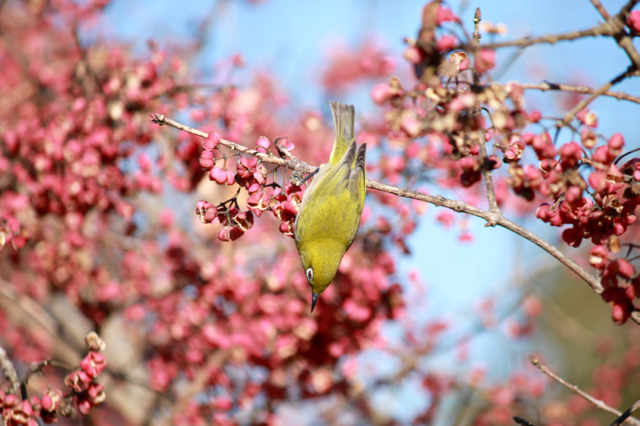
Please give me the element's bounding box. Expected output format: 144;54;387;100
611;401;640;426
472;7;501;215
513;82;640;105
480;25;614;50
559;67;640;126
591;0;640;69
0;344;21;397
530;356;640;426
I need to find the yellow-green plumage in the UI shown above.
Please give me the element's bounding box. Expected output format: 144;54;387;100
294;102;367;311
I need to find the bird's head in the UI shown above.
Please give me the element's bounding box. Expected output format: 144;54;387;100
298;239;345;312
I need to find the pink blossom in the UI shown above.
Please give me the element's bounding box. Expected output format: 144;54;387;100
474;49;496;73
436;6;458;23
627;10;640;32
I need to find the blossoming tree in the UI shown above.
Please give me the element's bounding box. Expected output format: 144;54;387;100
0;0;639;425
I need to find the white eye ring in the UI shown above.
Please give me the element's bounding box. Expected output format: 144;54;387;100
306;268;313;283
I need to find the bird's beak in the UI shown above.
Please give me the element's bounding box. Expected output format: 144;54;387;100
311;291;320;313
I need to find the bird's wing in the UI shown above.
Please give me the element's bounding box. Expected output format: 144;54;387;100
312;141;358;199
349;143;367;203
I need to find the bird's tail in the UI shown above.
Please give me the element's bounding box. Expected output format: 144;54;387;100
329;102;355;166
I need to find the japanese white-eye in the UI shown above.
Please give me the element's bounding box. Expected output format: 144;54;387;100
294;102;367;312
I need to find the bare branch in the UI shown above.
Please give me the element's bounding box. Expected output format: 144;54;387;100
481;25;614;50
559;66;640;126
530;356;640;426
150;114;312;173
0;344;21;396
590;0;611;20
590;0;640;69
368;179;603;292
472;7;501;217
611;401;640;426
23;359;72;383
514;82;640;104
482;0;640;72
513;417;536;426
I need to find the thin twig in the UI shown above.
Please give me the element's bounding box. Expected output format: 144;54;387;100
0;344;21;396
23;359;72;382
590;0;611;19
611;401;640;426
471;7;501;216
559;67;640;126
481;25;614;50
513;417;536;426
514;82;640;104
151;114;640;326
530;356;640;426
593;0;640;69
150;114;310;172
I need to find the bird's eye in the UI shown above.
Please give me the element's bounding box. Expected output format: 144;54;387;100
306;267;313;283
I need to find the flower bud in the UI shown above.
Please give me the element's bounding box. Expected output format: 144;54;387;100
279;219;295;238
436;35;458;52
199;150;214;169
608;133;624;155
85;331;106;352
474;49;495;74
616;258;635;279
536;203;551;222
203;132;221;150
256;136;270;153
234;211;254;231
41;389;63;412
403;46;424;64
589;245;609;269
529;110;542;123
371;84;393;105
436;6;458;23
628;10;640;32
80;352;107;378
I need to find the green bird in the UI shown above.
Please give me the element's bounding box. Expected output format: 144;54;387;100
294;102;367;312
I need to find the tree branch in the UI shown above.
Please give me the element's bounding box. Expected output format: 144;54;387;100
559;66;640;126
152;114;640;326
611;401;640;426
472;8;502;217
588;0;640;69
589;0;611;19
0;343;21;396
514;82;640;104
530;356;640;426
481;25;614;50
481;0;640;72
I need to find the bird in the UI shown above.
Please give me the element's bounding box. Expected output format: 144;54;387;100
294;102;367;312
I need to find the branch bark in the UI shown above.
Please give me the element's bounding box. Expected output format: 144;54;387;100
481;25;615;50
0;344;21;396
472;7;502;217
591;0;640;69
530;356;640;426
559;67;640;126
514;82;640;105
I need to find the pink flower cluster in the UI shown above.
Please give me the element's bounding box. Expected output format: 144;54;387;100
0;333;106;424
196;132;305;241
